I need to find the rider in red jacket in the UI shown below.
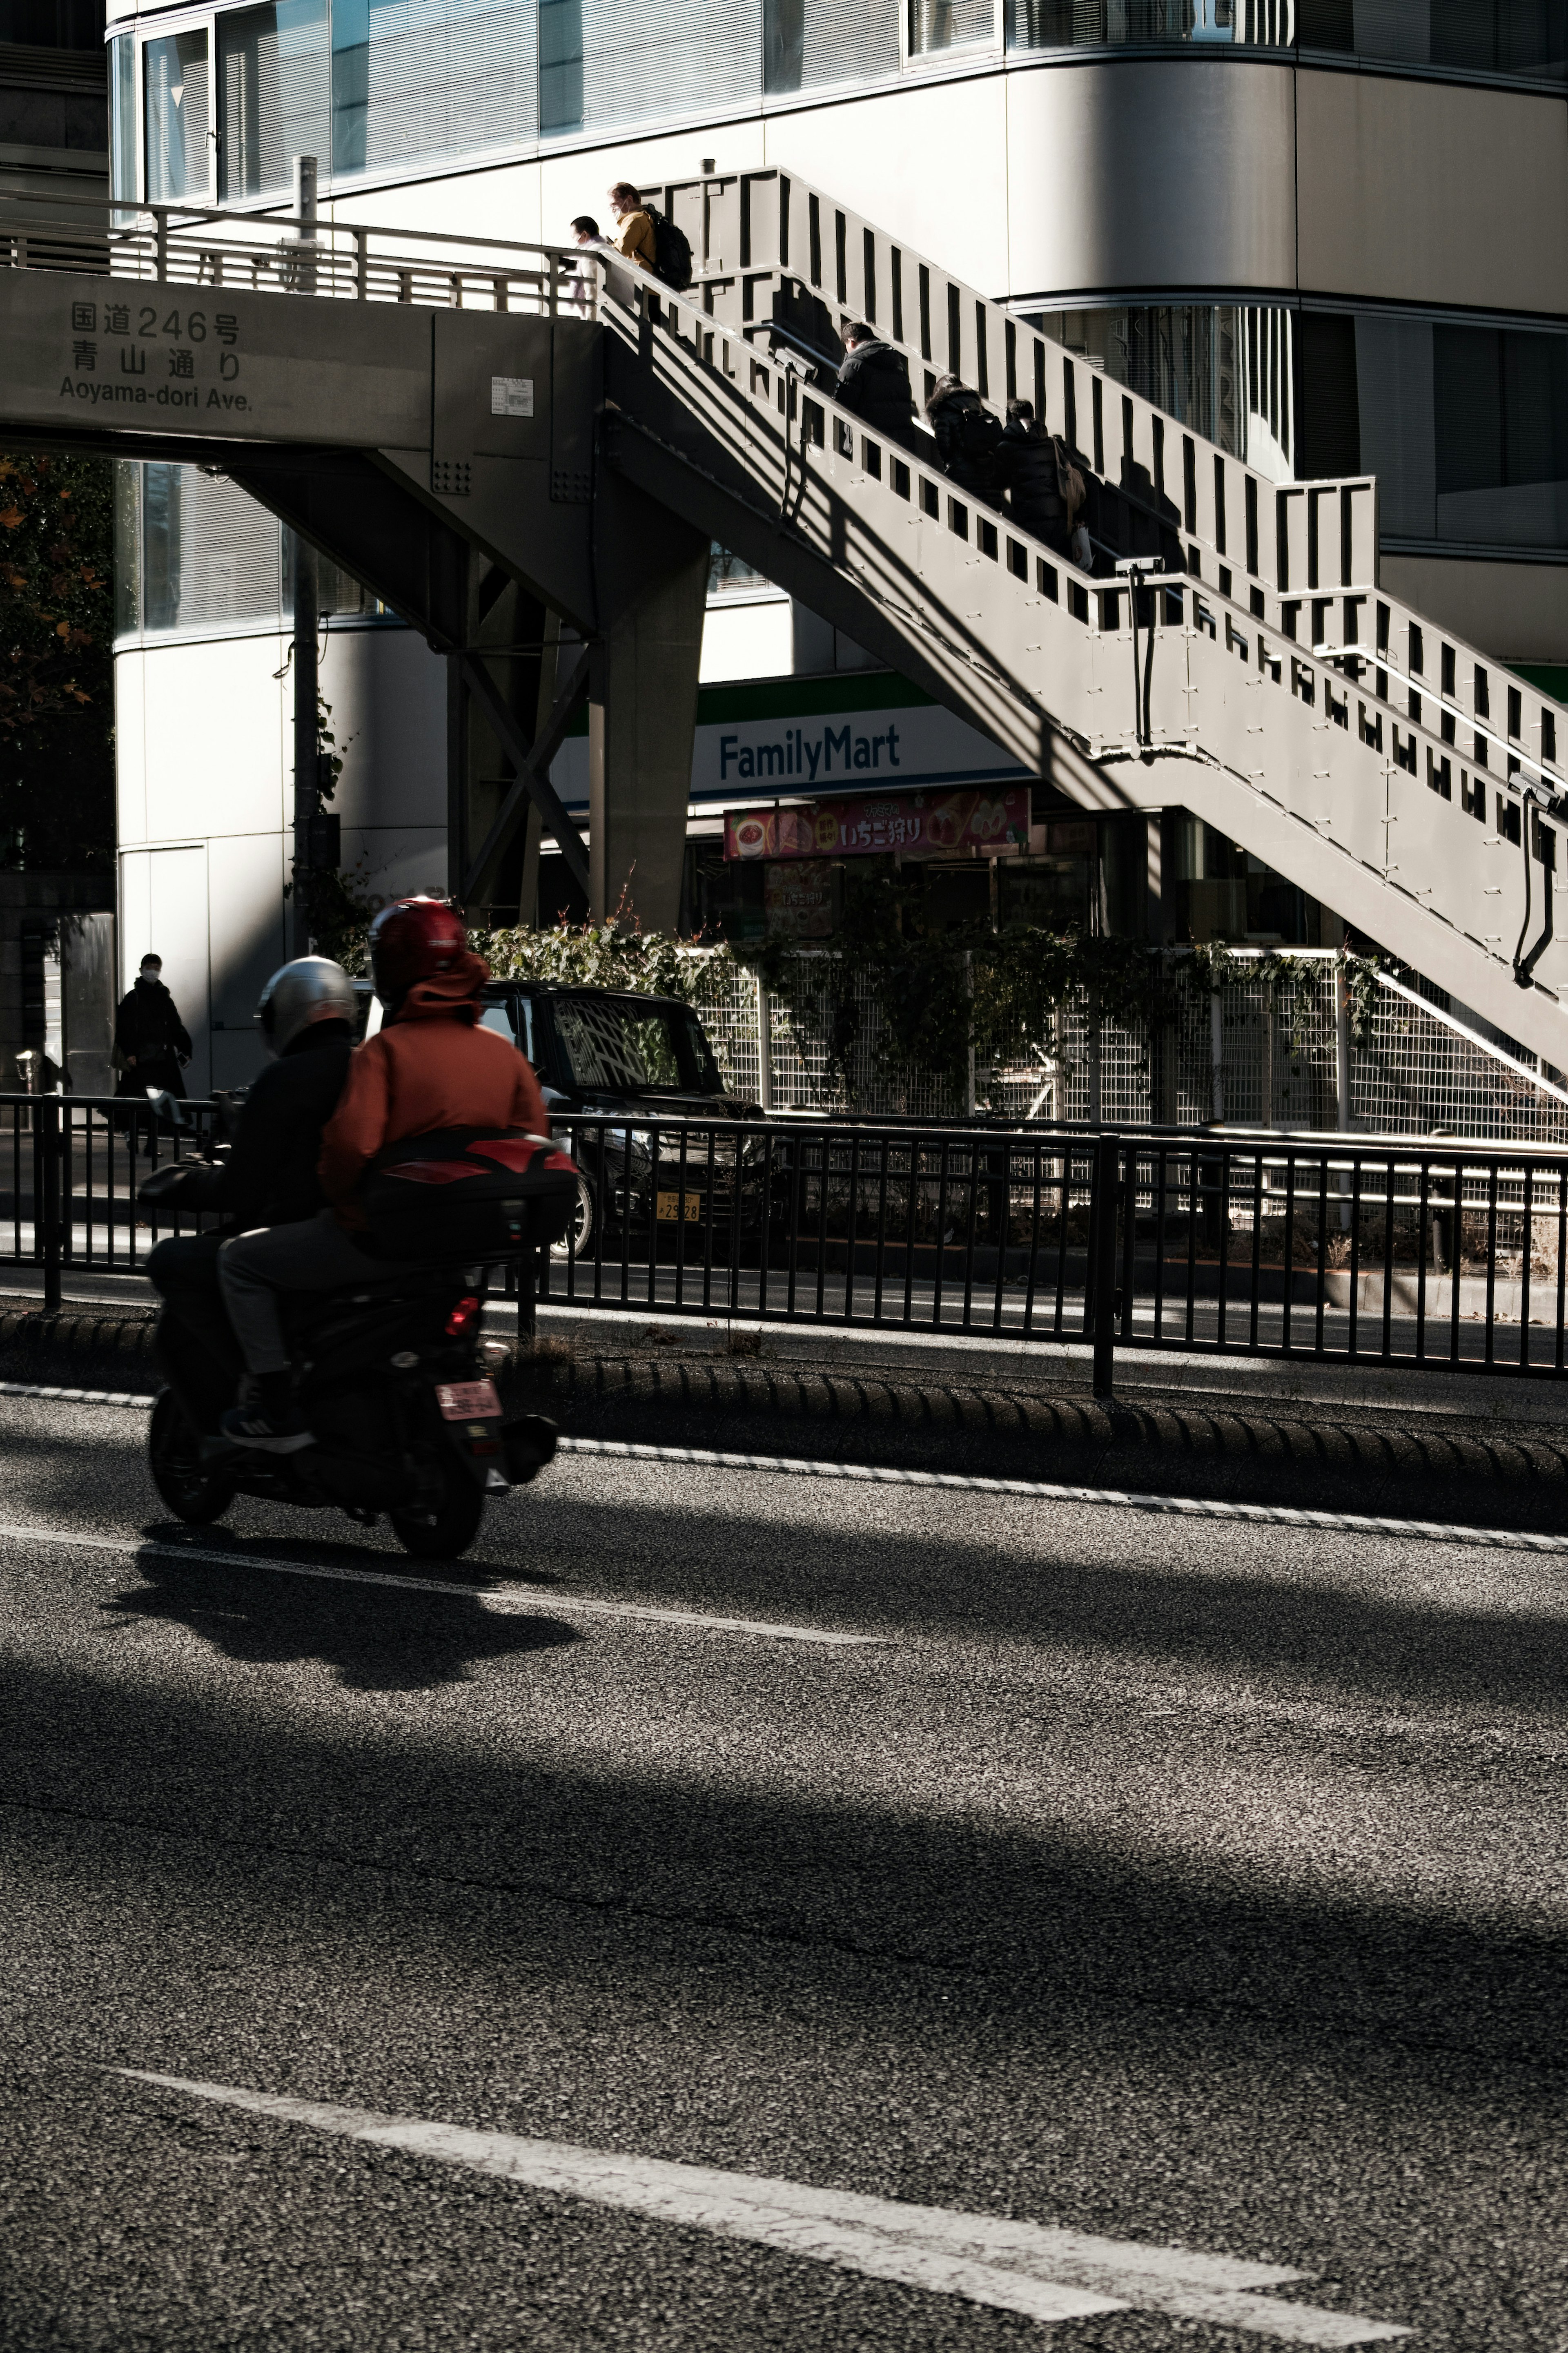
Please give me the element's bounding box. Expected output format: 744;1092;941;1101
218;899;547;1449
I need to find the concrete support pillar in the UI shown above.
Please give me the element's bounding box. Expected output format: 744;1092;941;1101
588;542;709;931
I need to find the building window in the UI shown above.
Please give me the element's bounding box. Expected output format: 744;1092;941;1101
708;544;773;600
1318;310;1568;554
1029;303;1291;481
137;462;285;636
109;32;136;207
1008;0;1289;51
118;464;385;642
144;30;211;203
218;0;331;201
554;0;761;142
1299;0;1568;83
330;0;537;181
539;0;583;130
764;0;900;93
910;0;994;54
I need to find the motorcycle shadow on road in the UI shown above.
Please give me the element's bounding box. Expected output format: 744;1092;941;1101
103;1531;581;1693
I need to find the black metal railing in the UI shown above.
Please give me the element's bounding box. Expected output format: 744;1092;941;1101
539;1115;1568;1392
7;1095;1568;1396
0;1092;222;1312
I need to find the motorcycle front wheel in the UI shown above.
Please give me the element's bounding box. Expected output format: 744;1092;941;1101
388;1456;486;1559
149;1388;237;1525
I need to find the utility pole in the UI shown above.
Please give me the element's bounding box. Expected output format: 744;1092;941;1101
291;532;318;957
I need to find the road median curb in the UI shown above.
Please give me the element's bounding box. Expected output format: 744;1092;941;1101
9;1300;1568;1529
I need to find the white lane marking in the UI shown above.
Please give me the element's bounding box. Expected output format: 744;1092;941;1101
0;1379;151;1408
0;1521;873;1647
0;1376;1559;1556
109;2072;1410;2343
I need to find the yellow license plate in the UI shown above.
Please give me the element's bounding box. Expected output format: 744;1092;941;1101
656;1191;704;1222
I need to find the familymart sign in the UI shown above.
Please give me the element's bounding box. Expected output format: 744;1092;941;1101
696;702;1026;804
551;697;1029;817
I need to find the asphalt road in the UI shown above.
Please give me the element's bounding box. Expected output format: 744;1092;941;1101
0;1392;1564;2350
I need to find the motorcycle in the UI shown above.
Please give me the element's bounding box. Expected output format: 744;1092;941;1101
140;1146;569;1561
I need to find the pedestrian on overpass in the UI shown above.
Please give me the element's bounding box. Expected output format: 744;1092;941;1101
114;954;192;1101
833;322;920;454
995;397;1083;559
570;212;636;309
925;373;1004;509
606;182;657;276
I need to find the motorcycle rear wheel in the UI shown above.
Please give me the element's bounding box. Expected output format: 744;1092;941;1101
388;1458;486;1559
149;1388;237;1525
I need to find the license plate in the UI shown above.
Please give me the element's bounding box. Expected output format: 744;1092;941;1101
656;1191;704;1222
436;1379;501;1420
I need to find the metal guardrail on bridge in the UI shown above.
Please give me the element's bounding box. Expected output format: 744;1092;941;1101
9;1093;1568;1399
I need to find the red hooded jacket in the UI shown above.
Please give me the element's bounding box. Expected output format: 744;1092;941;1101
318;959;549;1216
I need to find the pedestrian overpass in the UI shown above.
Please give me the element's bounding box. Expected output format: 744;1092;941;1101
2;171;1564;1073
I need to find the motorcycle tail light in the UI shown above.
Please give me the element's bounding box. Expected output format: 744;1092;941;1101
444;1294;481;1337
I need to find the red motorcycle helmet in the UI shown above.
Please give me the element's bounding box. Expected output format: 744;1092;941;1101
369;896;469;1006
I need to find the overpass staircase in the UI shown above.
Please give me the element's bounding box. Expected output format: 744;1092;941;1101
1;172;1564;1074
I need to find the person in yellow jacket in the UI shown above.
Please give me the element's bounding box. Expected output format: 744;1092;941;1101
607;181;657;274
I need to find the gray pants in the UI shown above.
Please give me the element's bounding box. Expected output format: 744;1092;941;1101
218;1209;397;1376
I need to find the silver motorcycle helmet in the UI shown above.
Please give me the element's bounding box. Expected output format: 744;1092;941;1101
256;956;356;1057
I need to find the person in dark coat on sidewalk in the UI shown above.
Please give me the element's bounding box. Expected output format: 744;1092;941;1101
834;322;920;452
114;954;192;1099
925;372;1004;506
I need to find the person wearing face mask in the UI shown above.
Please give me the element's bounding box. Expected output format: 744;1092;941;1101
114;953;192;1100
606;181;658;275
567;211;635;309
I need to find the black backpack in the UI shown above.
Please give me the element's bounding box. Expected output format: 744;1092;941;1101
644;203;694;293
357;1128;580;1262
960;402;1004;470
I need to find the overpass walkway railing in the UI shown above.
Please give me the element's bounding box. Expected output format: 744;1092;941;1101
6;1093;1568;1399
0;185;597;315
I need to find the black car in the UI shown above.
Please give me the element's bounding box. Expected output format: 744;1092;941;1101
360;978;757;1257
462;982;761;1256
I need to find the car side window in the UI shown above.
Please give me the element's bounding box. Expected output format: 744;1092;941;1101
479;1004;515;1046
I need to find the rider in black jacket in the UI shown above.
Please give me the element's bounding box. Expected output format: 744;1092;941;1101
146;958;356;1430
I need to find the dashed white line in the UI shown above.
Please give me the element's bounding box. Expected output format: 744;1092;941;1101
107;2071;1411;2343
0;1375;1562;1555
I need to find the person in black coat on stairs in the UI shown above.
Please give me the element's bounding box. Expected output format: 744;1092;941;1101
833;322;921;453
925;372;1004;507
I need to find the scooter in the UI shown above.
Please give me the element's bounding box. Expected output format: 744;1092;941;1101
140;1160;561;1561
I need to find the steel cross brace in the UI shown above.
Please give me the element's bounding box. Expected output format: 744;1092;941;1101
459;644;593;902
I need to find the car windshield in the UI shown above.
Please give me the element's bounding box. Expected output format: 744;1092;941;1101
553;996;719;1095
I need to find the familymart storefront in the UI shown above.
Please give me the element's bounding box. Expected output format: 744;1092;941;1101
548;673;1111;939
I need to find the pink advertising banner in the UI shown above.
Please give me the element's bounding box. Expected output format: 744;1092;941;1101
725;787;1029;863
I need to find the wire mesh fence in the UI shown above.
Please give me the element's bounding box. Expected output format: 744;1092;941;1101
691;948;1568;1142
